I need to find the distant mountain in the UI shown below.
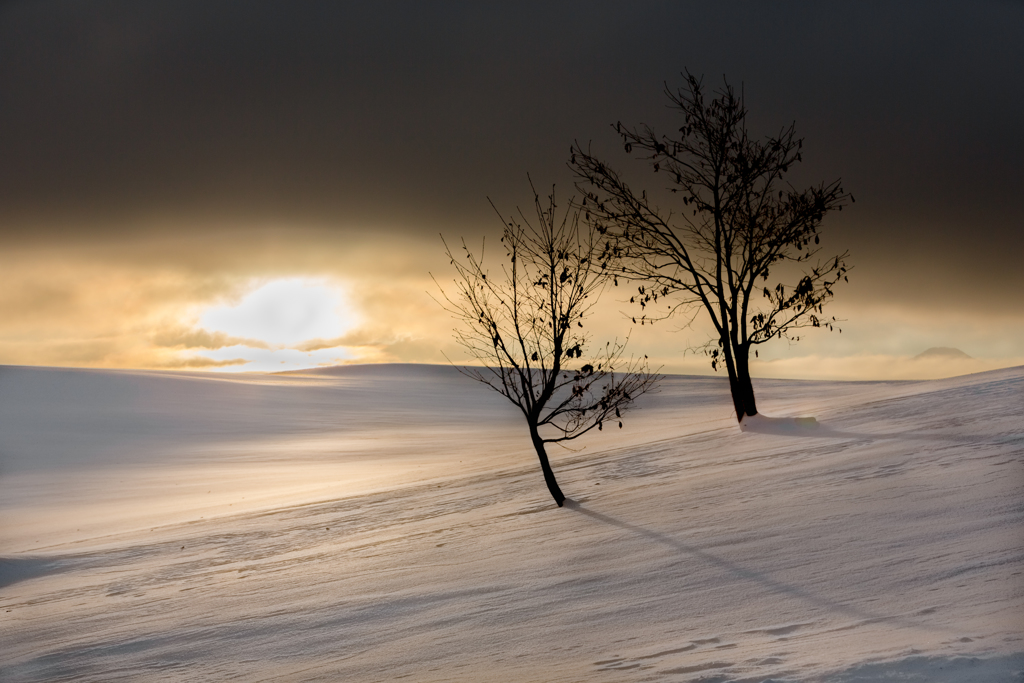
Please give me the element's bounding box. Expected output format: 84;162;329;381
914;347;972;360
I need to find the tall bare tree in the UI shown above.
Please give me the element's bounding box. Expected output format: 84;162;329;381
436;182;658;506
571;73;851;422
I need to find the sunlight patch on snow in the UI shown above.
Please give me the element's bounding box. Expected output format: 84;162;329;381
190;344;356;373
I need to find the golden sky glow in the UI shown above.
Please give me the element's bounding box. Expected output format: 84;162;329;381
192;278;361;371
200;279;356;346
0;224;1021;380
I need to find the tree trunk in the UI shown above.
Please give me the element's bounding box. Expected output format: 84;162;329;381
721;338;745;423
731;345;758;422
529;424;566;507
723;339;758;422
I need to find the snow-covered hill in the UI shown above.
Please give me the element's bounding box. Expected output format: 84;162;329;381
1;363;1022;681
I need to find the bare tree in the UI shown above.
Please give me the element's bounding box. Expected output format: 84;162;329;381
571;72;852;422
435;182;658;506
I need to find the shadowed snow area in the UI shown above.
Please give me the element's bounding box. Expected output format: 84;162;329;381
1;363;1022;681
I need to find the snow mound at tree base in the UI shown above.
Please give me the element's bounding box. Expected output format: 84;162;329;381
740;413;820;434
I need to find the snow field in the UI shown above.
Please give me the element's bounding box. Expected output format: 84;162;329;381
1;364;1022;681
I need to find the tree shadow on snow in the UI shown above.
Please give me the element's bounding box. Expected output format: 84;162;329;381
564;499;943;631
739;414;1016;445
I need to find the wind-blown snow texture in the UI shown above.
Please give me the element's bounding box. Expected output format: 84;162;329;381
1;363;1022;682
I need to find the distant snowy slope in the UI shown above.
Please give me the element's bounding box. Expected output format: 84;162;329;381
1;364;1022;682
0;363;734;547
915;346;972;359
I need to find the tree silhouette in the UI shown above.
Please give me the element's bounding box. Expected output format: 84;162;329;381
436;182;658;506
571;73;851;422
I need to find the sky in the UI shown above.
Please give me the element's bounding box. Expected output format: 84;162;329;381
1;1;1022;379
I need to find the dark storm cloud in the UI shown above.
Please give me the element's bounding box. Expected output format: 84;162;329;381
1;1;1021;307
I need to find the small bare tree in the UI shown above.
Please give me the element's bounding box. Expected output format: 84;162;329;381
436;183;658;507
571;72;852;422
